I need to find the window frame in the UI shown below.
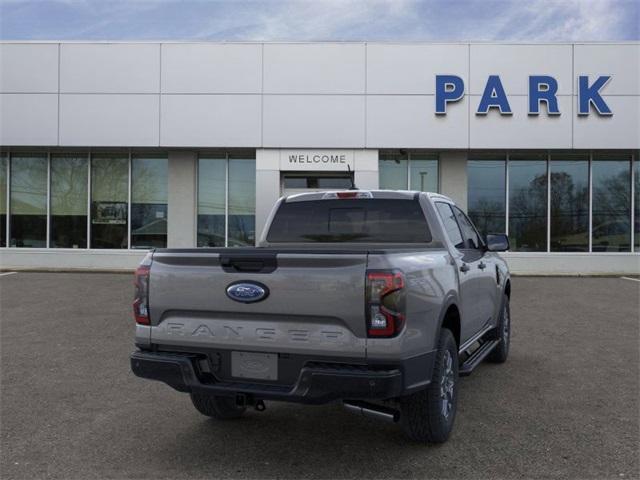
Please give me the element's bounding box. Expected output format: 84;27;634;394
468;150;637;253
0;149;169;250
129;153;169;249
49;153;89;249
435;201;465;250
196;151;256;248
451;204;485;251
379;150;440;192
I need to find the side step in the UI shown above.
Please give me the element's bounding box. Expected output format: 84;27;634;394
459;339;500;377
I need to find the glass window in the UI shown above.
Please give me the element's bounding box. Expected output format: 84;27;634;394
635;156;639;251
379;151;408;189
0;154;6;247
228;156;256;247
317;176;352;189
379;151;439;192
508;154;548;251
467;157;506;238
91;155;128;249
267;199;432;243
50;154;88;248
592;154;631;252
131;155;168;248
435;202;464;249
10;154;47;247
283;177;308;189
549;154;589;252
198;156;226;247
409;154;438;192
283;175;353;189
452;205;483;250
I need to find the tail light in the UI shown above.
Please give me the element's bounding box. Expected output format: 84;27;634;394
133;253;153;325
366;270;406;337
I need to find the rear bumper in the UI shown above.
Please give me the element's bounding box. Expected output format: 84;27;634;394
130;350;415;404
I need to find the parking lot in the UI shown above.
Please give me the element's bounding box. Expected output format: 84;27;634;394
0;273;638;479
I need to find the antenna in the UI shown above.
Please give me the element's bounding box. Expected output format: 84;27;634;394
347;164;358;190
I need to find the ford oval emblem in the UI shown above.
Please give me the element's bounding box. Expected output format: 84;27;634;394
226;281;269;303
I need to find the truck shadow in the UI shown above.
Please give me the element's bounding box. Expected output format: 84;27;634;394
145;397;457;479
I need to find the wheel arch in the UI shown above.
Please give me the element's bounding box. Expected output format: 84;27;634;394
504;279;511;298
438;299;461;349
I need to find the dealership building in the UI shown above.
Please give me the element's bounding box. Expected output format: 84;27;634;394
0;41;638;274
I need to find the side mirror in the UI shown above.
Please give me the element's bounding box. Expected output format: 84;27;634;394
486;234;510;252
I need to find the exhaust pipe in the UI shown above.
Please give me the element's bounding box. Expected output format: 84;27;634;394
343;401;400;423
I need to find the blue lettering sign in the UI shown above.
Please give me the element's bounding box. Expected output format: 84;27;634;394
578;75;612;116
435;75;465;115
529;75;560;115
476;75;512;115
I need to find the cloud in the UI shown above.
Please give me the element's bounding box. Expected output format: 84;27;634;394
0;0;637;41
487;0;637;41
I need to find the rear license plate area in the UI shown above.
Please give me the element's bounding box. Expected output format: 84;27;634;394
231;351;278;381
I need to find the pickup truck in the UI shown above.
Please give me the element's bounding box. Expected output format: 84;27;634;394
131;190;511;443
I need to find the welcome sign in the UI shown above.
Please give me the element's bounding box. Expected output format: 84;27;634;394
279;150;355;171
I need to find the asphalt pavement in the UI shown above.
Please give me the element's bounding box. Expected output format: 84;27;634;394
1;273;638;479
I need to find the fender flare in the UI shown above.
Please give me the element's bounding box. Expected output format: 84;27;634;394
436;291;461;347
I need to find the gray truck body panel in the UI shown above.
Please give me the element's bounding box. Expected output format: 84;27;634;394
132;190;510;402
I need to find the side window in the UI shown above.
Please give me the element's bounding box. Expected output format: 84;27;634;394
435;202;464;249
453;206;483;250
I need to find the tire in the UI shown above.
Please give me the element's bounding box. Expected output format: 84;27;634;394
400;328;458;443
487;294;510;363
190;393;246;420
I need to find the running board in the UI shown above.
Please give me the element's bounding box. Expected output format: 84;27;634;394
459;339;500;377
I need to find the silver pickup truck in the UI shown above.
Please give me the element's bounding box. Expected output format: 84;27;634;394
131;190;511;443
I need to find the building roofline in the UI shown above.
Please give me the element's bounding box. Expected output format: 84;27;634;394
1;40;639;46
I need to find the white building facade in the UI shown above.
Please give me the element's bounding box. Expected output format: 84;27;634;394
0;41;638;274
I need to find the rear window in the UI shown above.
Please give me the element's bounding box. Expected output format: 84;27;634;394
267;198;431;243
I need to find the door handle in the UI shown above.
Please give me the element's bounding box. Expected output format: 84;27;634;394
478;261;487;270
460;263;470;273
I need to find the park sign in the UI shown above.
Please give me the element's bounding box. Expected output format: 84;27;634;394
435;75;613;116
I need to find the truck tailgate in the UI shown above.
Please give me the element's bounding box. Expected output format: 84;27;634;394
148;250;368;358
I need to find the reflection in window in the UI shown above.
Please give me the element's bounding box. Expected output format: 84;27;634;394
197;156;226;247
592;154;631;252
467;157;506;238
283;175;353;189
91;155;128;249
10;154;47;247
379;151;408;189
435;202;463;248
453;206;482;249
508;154;547;251
550;155;589;252
198;154;256;247
380;151;439;192
50;155;88;248
409;155;438;192
228;156;256;246
131;156;168;248
0;155;6;247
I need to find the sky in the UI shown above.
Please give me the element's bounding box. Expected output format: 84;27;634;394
0;0;638;42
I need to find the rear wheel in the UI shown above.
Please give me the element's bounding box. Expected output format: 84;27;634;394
488;294;510;363
190;393;246;420
400;328;458;443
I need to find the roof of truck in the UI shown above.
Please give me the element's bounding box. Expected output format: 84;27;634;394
284;190;455;204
